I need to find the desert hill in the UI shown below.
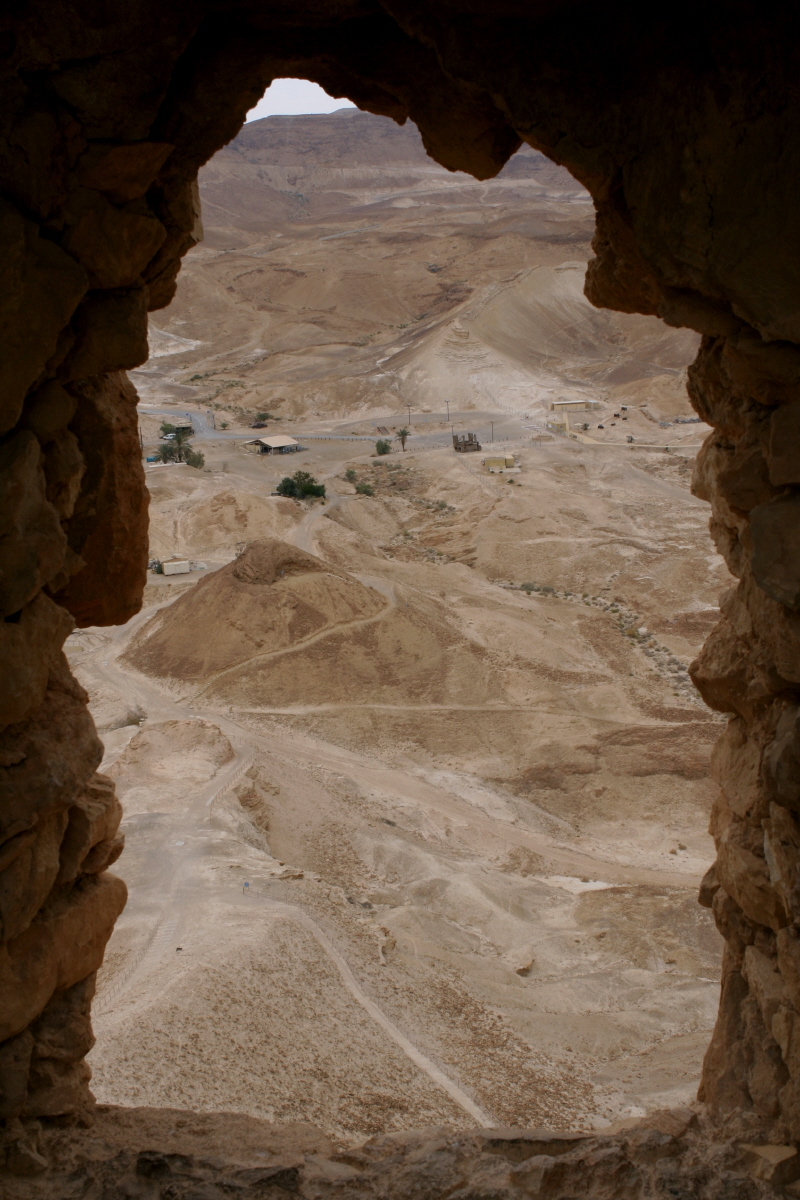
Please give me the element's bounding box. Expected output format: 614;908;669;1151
124;540;386;685
108;719;234;815
199;109;582;231
132;109;698;426
146;481;299;562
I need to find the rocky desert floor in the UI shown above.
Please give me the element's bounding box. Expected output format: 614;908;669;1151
69;433;728;1144
69;109;731;1147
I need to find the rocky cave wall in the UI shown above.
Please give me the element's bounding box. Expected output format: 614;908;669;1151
2;0;800;1149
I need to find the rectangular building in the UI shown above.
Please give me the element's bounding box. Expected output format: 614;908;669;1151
245;435;300;454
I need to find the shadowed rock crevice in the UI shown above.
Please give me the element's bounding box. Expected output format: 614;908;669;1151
2;0;800;1189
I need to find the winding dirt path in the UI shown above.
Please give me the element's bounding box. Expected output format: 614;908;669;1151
84;575;707;1125
188;598;393;701
250;893;493;1125
90;607;703;894
90;651;493;1123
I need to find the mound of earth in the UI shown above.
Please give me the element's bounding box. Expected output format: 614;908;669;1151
108;719;234;815
123;539;387;684
147;485;300;561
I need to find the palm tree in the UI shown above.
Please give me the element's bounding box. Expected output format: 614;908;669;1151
172;428;193;462
396;426;410;451
155;442;175;463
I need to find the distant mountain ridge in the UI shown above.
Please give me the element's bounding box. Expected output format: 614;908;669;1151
199;109;578;232
225;109;547;173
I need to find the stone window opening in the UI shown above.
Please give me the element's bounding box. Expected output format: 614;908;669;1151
3;3;800;1193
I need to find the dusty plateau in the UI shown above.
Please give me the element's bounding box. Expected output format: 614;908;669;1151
70;111;728;1144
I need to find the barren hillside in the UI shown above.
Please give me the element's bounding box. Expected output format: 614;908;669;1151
133;110;698;428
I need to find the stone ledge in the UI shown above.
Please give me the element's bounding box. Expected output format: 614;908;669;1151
0;1105;787;1199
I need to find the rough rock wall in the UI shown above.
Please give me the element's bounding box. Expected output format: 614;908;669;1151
1;0;800;1150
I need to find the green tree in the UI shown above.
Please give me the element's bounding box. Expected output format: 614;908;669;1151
375;439;391;455
396;427;410;451
256;411;270;422
172;428;193;462
276;470;326;499
159;421;176;436
155;442;176;463
184;447;205;469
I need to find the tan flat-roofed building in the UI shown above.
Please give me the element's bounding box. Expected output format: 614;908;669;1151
549;399;600;412
245;435;300;454
484;454;517;472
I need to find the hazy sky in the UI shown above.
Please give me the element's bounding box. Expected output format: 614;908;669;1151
246;78;356;122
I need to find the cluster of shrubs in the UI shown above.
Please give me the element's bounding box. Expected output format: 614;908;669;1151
276;470;326;499
344;467;374;495
520;582;555;595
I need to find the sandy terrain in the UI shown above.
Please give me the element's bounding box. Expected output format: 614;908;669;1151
70;110;730;1145
73;442;726;1143
131;109;700;441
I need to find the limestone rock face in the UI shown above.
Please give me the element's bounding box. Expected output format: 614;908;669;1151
0;594;74;729
4;1112;791;1199
1;0;800;1166
51;372;149;627
750;497;800;610
0;431;68;617
0;202;87;436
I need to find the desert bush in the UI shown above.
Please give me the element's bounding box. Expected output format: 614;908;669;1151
376;439;392;455
276;470;326;499
344;468;357;482
184;447;205;469
355;481;374;495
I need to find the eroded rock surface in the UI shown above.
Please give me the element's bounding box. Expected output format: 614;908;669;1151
1;0;800;1184
1;1105;793;1199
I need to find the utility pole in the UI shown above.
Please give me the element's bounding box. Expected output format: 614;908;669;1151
407;403;411;427
445;399;450;421
491;421;494;443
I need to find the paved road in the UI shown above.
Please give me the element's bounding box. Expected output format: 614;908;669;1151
139;404;239;439
138;404;530;453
